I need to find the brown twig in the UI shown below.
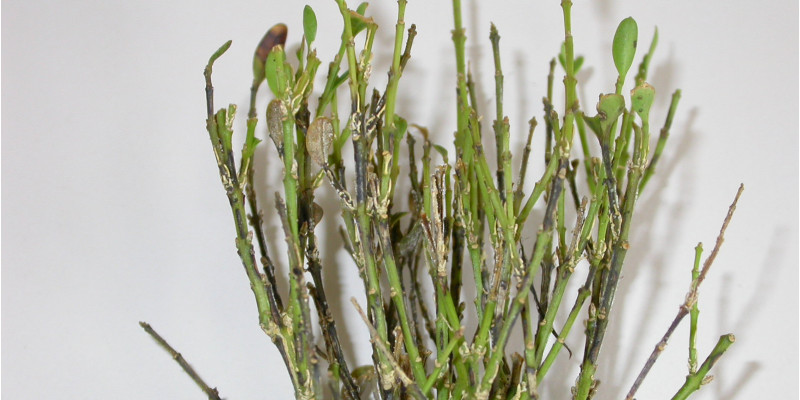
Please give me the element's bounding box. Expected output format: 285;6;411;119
139;322;222;400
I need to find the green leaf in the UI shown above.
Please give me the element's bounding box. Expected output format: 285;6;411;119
283;59;296;97
597;93;625;138
433;144;449;163
253;24;287;85
635;27;659;85
333;71;350;89
215;104;237;153
394;116;408;139
208;40;232;67
612;17;638;80
349;10;372;36
265;45;287;96
583;115;603;138
243;118;263;161
631;82;655;121
303;5;317;44
356;2;369;16
574;56;584;73
349;3;371;36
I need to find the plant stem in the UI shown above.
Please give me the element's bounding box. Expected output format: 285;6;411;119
671;335;735;400
377;217;427;384
351;299;427;400
689;243;703;374
139;322;222;400
476;160;565;398
383;0;407;137
640;90;681;191
489;24;513;210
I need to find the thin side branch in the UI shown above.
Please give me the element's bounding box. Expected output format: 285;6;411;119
139;322;222;400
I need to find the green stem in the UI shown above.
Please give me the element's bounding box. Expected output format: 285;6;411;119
689;243;703;374
640;89;681;191
476;159;566;397
335;0;360;106
377;218;427;385
383;0;407;135
536;276;593;382
671;335;735;400
489;24;513;212
561;0;578;145
577;123;646;400
421;335;464;395
516;134;561;232
513;118;537;213
533;196;595;371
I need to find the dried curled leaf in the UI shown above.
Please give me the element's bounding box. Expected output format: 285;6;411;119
267;99;287;151
307;116;334;166
312;202;324;225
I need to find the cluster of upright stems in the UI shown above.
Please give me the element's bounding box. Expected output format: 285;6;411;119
189;1;738;399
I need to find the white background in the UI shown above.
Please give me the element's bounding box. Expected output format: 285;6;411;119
3;0;797;398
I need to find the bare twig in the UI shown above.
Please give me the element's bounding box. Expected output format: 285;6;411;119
139;322;222;400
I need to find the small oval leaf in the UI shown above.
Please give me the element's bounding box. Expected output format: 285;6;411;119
265;45;287;96
612;17;638;80
574;56;585;73
303;5;317;44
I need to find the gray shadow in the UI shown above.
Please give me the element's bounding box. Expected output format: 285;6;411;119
716;361;762;400
649;45;678;112
512;51;533;157
713;226;789;399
